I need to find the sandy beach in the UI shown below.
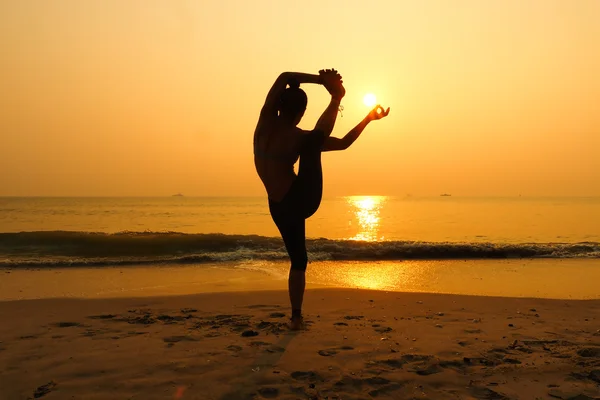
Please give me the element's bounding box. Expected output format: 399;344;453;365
1;287;599;400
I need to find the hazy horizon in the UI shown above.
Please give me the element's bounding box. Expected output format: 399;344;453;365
1;1;599;197
1;194;600;199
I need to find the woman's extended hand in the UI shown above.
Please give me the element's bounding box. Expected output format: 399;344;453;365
319;69;345;100
367;105;391;121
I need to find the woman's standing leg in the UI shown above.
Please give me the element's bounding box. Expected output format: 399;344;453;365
268;129;326;329
288;129;326;327
269;199;307;328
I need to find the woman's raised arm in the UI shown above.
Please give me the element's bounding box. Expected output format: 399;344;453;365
260;72;322;118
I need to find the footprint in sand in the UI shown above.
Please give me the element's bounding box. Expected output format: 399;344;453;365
257;387;279;399
438;359;467;372
463;357;498;367
264;345;285;353
213;314;241;320
250;341;270;347
53;322;81;328
318;349;338;357
368;383;403;397
156;315;186;323
410;364;443;376
489;347;510;355
226;345;243;352
33;381;57;398
126;331;146;337
333;322;349;326
163;335;200;343
318;346;354;357
470;386;509;400
577;347;600;358
407;357;474;376
247;304;281;311
374;354;434;370
364;377;391;385
547;389;598;400
87;314;116;320
269;312;286;318
344;315;364;320
80;326;124;338
195;315;252;333
255;321;289;335
81;329;101;337
290;371;322;382
123;314;156;325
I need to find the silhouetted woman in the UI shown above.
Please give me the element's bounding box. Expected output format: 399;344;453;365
254;69;390;329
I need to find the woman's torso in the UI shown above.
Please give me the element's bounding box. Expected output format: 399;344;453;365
254;119;304;201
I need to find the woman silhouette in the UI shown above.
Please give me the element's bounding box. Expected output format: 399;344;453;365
254;69;390;329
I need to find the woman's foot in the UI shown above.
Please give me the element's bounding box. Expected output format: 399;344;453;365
289;315;305;331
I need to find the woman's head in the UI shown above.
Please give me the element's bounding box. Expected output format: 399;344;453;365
278;78;307;124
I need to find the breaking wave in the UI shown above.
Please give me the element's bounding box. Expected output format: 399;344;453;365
0;231;598;267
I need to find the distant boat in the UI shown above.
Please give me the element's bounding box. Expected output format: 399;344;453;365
172;193;184;197
440;193;451;197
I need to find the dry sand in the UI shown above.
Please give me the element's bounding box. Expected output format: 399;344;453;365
1;289;599;400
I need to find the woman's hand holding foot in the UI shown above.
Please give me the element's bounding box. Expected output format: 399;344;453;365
319;69;345;100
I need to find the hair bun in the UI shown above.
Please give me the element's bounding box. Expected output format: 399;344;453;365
287;78;300;89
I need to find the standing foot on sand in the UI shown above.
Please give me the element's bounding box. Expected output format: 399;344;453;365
289;316;305;331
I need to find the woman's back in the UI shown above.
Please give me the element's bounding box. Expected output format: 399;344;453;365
254;119;303;201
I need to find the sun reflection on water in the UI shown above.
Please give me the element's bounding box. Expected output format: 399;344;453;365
344;263;391;290
312;260;431;292
346;196;387;241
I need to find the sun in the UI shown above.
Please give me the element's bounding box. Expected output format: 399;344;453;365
363;93;377;107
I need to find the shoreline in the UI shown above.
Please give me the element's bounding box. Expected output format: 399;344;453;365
1;288;599;399
2;258;600;302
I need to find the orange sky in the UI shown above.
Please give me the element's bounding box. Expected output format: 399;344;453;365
1;0;599;197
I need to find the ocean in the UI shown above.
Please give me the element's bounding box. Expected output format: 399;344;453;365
0;196;599;267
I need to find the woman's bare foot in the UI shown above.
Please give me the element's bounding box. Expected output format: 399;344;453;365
289;315;305;331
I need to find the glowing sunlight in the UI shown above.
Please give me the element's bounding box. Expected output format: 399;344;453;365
363;93;377;108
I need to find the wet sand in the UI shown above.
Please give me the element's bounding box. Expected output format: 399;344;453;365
2;259;600;301
1;288;599;399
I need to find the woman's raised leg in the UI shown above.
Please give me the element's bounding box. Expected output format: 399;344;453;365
297;129;326;219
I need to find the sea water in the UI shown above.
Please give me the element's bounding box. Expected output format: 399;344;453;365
1;196;599;300
0;196;598;267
